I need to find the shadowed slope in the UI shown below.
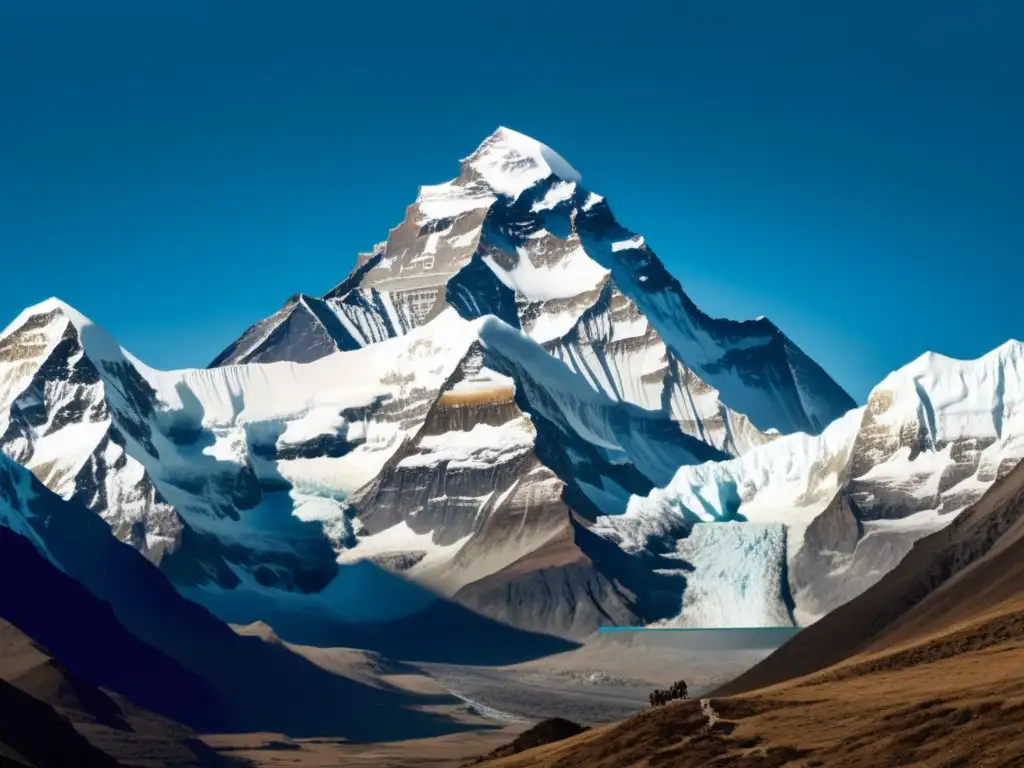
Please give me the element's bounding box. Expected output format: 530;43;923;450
0;529;223;732
0;618;238;768
0;454;529;740
0;676;124;768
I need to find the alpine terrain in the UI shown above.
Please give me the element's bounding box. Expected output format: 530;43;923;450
476;435;1024;768
598;340;1024;626
0;127;1017;653
0;447;505;743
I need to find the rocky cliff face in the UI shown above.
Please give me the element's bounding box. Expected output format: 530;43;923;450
341;325;732;639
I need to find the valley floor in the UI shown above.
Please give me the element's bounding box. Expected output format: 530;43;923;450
415;630;779;726
476;605;1024;767
198;629;783;767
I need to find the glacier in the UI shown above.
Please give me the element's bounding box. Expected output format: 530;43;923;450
598;339;1024;625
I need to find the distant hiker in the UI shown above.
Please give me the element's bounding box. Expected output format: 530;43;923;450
649;680;689;707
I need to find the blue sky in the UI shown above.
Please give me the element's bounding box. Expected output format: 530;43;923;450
1;1;1020;402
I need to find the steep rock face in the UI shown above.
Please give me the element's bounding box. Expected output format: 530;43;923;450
0;307;182;561
599;340;1024;626
343;326;730;639
0;298;736;639
0;299;483;624
209;293;360;366
212;127;855;452
452;524;643;640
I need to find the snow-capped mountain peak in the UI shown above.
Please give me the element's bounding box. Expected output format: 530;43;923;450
1;296;130;366
869;338;1024;447
3;296;96;336
461;126;582;200
212;129;856;453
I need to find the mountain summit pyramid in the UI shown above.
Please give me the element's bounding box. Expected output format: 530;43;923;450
213;127;857;453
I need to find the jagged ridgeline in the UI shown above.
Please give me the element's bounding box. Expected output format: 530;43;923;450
15;128;1016;644
212;127;855;445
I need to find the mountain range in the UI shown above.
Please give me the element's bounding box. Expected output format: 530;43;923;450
1;127;1020;657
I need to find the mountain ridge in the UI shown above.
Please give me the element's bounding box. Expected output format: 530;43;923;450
1;129;1014;648
0;296;730;639
598;332;1024;626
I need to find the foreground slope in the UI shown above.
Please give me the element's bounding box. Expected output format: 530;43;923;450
0;525;222;733
0;674;124;768
478;458;1024;768
0;619;227;768
482;636;1024;767
597;340;1024;625
214;127;855;448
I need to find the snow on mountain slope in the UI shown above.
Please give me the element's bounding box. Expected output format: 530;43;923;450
212;127;855;453
596;339;1024;627
651;522;793;629
599;407;864;556
342;318;733;638
0;297;736;639
0;298;483;624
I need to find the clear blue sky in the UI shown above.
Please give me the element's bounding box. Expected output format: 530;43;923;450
1;1;1020;402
